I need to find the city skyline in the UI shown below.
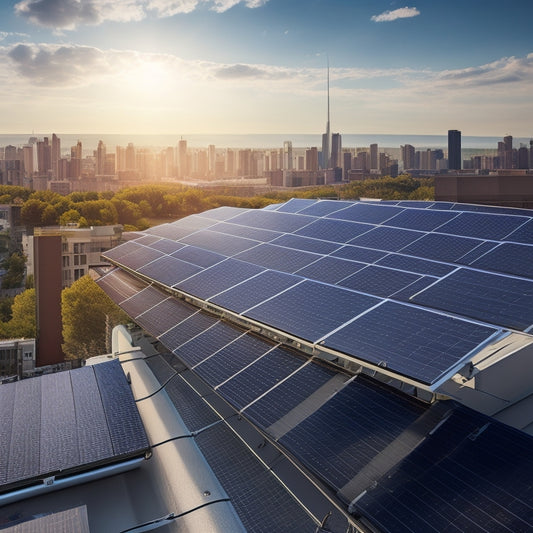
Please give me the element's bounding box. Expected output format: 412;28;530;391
1;1;533;136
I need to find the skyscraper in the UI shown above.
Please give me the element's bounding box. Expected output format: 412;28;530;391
96;140;106;175
321;60;331;169
448;129;461;170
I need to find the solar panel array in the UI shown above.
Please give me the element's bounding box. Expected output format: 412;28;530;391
0;360;149;494
97;199;533;532
102;198;533;386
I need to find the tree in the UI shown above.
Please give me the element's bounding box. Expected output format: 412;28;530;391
1;252;26;289
61;275;129;359
5;289;36;339
21;199;47;228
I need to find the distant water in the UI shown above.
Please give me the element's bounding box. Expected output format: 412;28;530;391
1;133;529;155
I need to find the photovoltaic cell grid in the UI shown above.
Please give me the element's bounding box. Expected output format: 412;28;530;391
104;199;533;387
0;360;149;493
96;268;149;304
353;404;533;533
324;301;496;385
279;376;427;492
135;297;198;337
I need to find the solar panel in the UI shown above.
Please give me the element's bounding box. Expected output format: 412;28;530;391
297;200;356;217
96;268;148;304
144;223;190;240
245;280;380;343
295;218;372;243
242;362;338;429
196;205;247;221
470;242;533;278
399;232;484;263
454;240;498;265
338;265;423;298
117;246;164;271
233;243;320;273
331;244;388;263
137;255;202;287
279;376;427;492
179;230;259;256
70;366;113;464
159;311;219;355
147;238;186;255
40;372;79;474
210;270;302;314
217;347;307;410
269;233;341;255
102;241;142;262
348;226;424;252
93;360;149;456
323;301;496;385
228;209;316;232
273;198;317;213
135;297;198;337
170;245;226;268
176;259;265;299
353;404;533;533
504;218;533;244
295;256;367;285
209;221;283;242
195;424;318;533
327;202;404;224
384;208;458;231
145;354;177;384
0;361;149;495
410;268;533;331
133;234;162;246
375;253;456;277
193;333;274;387
175;320;243;367
434;212;527;241
120;286;168;318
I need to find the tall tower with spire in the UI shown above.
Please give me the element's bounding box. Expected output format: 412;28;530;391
321;58;331;170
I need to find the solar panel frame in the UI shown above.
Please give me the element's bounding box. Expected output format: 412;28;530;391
295;218;373;244
326;202;405;224
228;209;317;233
137;255;202;288
470;241;533;278
295;256;368;285
208;221;283;242
269;233;341;255
135;297;198;337
348;226;425;252
178;230;260;256
384;208;459;231
170;245;227;268
323;301;496;385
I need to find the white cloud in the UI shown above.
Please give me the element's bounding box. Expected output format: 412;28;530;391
14;0;270;29
371;6;420;23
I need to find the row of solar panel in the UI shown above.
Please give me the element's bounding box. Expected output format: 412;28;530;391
143;344;533;533
100;270;497;386
0;361;148;491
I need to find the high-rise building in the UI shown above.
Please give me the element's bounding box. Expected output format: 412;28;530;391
51;133;60;178
321;60;332;169
370;144;378;171
306;147;319;171
331;133;342;168
208;144;216;176
37;137;51;174
448;129;461;170
96;140;106;175
283;141;293;170
401;144;416;170
178;139;188;178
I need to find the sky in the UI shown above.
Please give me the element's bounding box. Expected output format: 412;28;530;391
1;0;532;136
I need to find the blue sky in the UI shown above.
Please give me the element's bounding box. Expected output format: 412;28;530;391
1;0;532;136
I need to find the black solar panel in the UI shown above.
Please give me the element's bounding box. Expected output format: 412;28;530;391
137;255;202;287
470;242;533;278
243;362;338;429
296;218;372;243
434;212;527;241
297;199;356;217
338;265;423;298
233;243;320;273
0;360;148;494
279;376;427;492
324;301;496;385
146;238;186;255
384;208;458;231
179;230;259;256
159;311;220;355
209;221;283;242
295;256;367;285
327;202;404;224
269;233;341;254
135;297;198;337
375;253;455;277
273;198;317;213
175;320;243;367
170;245;226;268
193;333;274;387
96;268;149;304
504;218;533;244
410;268;533;331
349;226;424;252
176;258;265;299
195;424;318;532
229;209;316;232
354;404;533;533
217;347;307;410
120;286;168;318
210;270;302;314
245;280;380;343
195;205;247;221
331;244;388;263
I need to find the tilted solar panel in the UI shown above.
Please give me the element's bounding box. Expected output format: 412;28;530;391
327;202;404;224
323;301;496;385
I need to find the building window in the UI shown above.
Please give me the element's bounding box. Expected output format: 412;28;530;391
62;256;70;267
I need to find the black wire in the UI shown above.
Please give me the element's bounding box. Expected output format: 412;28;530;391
119;498;231;533
135;372;180;402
